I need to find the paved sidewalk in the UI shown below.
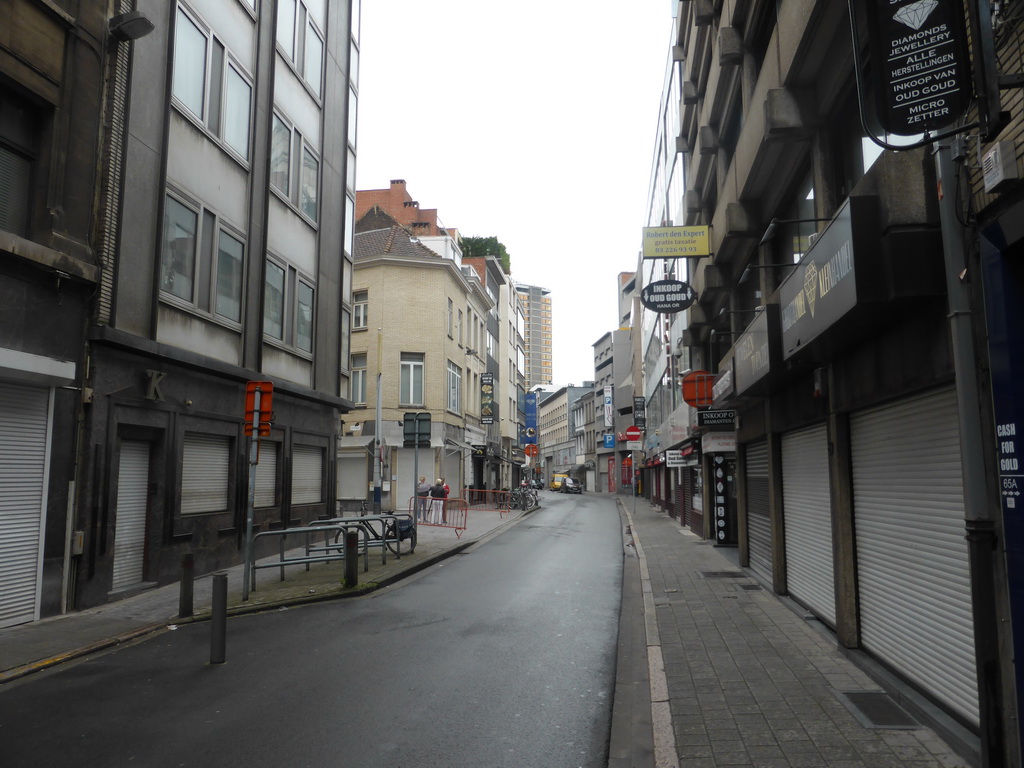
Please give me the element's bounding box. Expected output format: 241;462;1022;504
0;506;525;683
623;501;973;768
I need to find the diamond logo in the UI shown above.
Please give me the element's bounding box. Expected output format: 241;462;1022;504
804;262;818;318
893;0;939;31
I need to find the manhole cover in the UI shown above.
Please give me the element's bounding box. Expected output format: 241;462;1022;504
700;571;745;579
835;691;920;729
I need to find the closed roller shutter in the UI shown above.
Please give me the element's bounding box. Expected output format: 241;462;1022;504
851;387;977;724
745;440;771;583
292;445;324;505
112;441;149;591
181;434;230;514
337;454;366;501
255;442;278;508
0;383;50;628
782;424;835;625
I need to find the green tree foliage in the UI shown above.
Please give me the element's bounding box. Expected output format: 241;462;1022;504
460;235;511;273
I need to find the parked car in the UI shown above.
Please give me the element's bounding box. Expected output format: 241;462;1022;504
530;478;543;490
561;477;582;494
549;473;568;491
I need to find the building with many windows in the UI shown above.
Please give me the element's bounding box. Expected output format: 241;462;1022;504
514;283;552;388
339;200;524;506
69;0;359;610
0;1;110;627
642;2;1024;763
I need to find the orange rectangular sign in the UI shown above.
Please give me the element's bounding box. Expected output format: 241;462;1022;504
244;381;273;436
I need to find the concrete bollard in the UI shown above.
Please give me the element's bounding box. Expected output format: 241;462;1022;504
210;572;227;664
344;529;359;588
179;553;195;618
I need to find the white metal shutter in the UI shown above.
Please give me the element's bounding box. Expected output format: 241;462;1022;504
254;442;278;508
112;441;150;590
745;440;772;583
851;386;978;724
782;424;835;625
337;454;366;501
0;383;50;628
395;448;418;512
181;434;230;514
292;445;323;505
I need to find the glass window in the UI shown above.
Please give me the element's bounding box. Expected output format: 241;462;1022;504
351;353;367;404
348;85;358;149
0;145;30;237
349;40;359;85
264;260;286;338
300;147;319;222
296;281;314;352
215;230;244;321
276;0;296;58
304;21;324;95
224;65;251;159
161;196;198;301
345;195;355;256
352;0;361;42
400;353;424;406
340;309;350;369
353;290;368;329
447;361;462;413
271;114;290;195
173;8;207;118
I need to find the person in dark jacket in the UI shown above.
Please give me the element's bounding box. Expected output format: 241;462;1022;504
428;478;446;524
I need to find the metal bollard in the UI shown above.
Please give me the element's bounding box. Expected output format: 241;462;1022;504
210;572;227;664
179;553;195;618
344;530;359;588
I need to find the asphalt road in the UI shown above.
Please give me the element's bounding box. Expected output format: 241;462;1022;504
0;493;624;768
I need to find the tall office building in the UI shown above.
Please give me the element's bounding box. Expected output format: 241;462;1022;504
514;283;552;388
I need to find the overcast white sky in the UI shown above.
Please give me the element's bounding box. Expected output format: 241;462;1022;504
355;1;671;386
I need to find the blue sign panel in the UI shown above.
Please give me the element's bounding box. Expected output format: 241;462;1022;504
603;434;614;449
523;392;538;445
981;217;1024;749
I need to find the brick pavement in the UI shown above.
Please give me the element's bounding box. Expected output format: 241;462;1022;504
625;501;972;768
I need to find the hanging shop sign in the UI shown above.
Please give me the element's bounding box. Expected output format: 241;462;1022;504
640;280;696;313
641;226;711;259
735;304;782;395
779;196;884;360
697;409;736;429
864;0;972;135
702;431;736;454
633;396;647;431
481;373;495;425
682;370;715;407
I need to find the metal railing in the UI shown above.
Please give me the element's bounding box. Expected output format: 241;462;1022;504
249;522;369;592
407;497;469;537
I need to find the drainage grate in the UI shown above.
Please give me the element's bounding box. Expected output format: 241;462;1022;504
835;690;920;730
700;570;746;579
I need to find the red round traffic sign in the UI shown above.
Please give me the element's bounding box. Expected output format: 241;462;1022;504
524;444;538;457
625;425;642;440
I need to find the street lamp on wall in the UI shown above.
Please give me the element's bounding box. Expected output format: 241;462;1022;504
109;10;155;41
758;217;832;246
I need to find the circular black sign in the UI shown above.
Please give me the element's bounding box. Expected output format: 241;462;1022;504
640;279;696;313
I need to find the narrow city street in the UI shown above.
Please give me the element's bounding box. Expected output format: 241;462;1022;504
0;495;623;768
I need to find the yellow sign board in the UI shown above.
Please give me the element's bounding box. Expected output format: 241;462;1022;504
641;226;711;259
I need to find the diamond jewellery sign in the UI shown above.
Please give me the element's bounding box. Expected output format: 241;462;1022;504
864;0;972;135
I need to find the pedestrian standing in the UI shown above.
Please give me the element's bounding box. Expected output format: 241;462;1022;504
441;477;450;523
429;478;446;524
416;476;430;521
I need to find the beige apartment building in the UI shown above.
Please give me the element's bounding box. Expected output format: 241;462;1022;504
515;283;553;388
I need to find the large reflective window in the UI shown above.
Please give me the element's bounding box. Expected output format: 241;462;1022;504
172;8;207;118
161;196;197;301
